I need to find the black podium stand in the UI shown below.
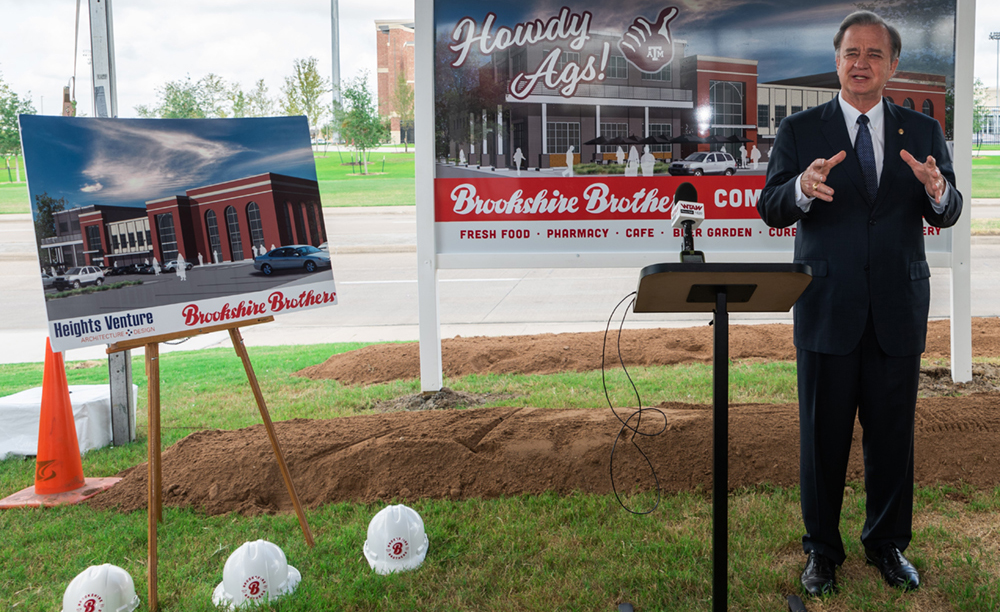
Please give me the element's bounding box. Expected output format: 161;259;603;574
634;263;812;612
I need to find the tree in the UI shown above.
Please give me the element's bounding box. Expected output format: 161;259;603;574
973;78;990;140
231;79;275;118
135;73;233;119
945;78;992;144
33;192;67;264
390;72;415;152
280;57;330;137
1;72;36;182
333;73;390;175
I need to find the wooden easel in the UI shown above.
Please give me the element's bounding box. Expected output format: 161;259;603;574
107;316;314;612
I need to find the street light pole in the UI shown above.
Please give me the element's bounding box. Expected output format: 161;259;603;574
991;32;1000;124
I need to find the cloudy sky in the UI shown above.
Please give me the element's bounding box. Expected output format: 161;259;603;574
20;115;316;210
1;0;999;117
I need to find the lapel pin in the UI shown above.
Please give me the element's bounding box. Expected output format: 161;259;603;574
898;129;904;135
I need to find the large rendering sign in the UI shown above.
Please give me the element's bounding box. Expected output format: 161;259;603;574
431;0;958;266
21;116;336;352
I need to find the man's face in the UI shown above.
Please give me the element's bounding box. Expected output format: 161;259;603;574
835;23;899;111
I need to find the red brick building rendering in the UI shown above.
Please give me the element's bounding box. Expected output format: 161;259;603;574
67;173;322;269
146;173;324;265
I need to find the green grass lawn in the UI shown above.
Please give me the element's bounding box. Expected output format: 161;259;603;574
971;153;1000;199
1;346;998;611
314;151;415;207
0;181;30;214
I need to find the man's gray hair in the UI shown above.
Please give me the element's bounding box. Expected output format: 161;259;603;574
834;10;901;62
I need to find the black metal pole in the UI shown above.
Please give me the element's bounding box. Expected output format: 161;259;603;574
713;289;729;612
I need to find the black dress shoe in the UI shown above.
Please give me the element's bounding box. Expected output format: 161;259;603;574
800;551;837;596
866;543;920;591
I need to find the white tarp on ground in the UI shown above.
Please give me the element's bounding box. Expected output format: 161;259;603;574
0;384;137;459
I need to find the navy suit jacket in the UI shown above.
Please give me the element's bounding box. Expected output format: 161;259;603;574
758;97;962;356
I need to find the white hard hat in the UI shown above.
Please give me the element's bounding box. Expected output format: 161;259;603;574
211;540;301;609
363;504;429;575
62;564;139;612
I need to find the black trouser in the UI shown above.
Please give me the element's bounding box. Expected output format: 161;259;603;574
797;312;920;565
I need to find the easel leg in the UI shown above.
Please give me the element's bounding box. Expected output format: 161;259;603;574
228;329;315;547
145;343;161;612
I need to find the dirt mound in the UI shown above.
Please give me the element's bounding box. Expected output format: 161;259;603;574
296;318;1000;387
90;392;1000;516
89;319;1000;516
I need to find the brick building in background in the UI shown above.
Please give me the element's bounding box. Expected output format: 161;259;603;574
375;19;415;145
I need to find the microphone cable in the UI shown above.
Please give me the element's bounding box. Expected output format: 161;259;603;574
602;291;668;515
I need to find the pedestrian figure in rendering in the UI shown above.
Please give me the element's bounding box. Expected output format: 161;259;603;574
513;147;525;176
640;145;656;176
152;257;161;275
624;146;639;176
562;146;575;177
176;253;187;281
616;146;625;166
740;144;748;169
758;10;962;598
751;144;762;169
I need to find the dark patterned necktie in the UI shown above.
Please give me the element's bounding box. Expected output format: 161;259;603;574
855;114;878;201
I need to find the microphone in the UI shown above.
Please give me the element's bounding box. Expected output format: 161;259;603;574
671;182;705;263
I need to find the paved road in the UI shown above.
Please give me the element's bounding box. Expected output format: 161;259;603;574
1;204;998;364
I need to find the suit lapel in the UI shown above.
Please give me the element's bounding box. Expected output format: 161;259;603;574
876;100;906;212
820;98;870;205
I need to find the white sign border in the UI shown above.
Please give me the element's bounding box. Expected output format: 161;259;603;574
416;0;975;391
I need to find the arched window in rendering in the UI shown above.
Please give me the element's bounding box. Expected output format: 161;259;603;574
922;99;933;117
246;202;266;252
305;202;321;246
155;213;179;262
205;210;222;263
903;98;914;110
225;205;244;261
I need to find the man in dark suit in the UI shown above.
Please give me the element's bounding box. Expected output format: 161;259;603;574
757;10;962;597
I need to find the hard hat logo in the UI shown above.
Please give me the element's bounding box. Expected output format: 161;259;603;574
387;537;410;560
242;576;267;600
77;594;104;612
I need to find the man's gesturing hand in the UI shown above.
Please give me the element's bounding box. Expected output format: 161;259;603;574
800;150;847;202
901;150;947;204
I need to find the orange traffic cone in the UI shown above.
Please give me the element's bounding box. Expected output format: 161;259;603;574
0;339;120;509
34;338;85;494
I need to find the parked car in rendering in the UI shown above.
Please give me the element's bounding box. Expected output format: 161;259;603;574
127;263;154;275
41;272;56;289
52;266;105;290
668;151;738;176
103;265;132;276
253;245;331;275
163;259;193;272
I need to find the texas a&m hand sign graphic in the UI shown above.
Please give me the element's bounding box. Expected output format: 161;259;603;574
618;7;679;73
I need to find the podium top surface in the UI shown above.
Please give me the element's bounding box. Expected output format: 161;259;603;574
633;262;812;313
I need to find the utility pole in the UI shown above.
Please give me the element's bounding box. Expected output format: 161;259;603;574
90;0;134;445
89;0;118;118
331;0;342;143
